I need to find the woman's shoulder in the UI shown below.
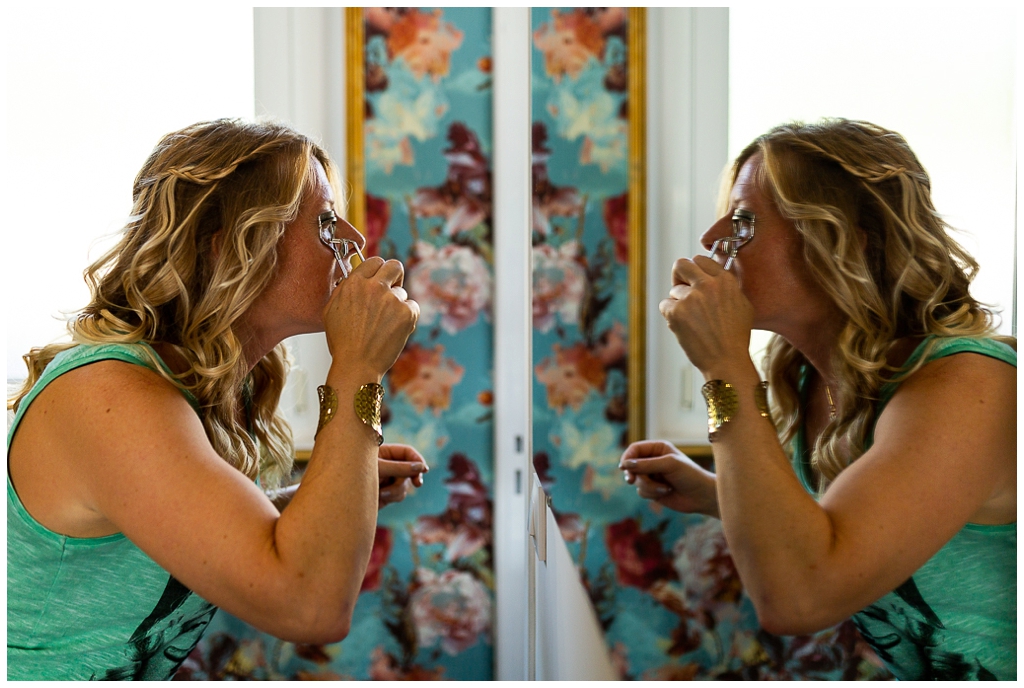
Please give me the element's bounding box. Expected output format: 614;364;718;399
877;336;1015;406
53;341;201;412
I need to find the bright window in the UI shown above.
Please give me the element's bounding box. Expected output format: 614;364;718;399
5;6;254;379
730;6;1016;357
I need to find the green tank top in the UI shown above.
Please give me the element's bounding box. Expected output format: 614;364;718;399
792;336;1016;680
7;342;218;680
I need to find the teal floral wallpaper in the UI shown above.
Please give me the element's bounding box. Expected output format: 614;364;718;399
528;7;892;680
179;8;496;680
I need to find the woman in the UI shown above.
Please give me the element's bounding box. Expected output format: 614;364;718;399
621;119;1015;680
7;119;426;680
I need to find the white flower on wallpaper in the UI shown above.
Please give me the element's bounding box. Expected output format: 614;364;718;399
410;568;492;655
553;421;619;471
671;518;742;626
407;241;492;335
532;242;587;333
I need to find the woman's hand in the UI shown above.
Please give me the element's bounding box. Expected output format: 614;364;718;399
659;255;754;378
377;443;428;509
619;440;719;518
323;257;420;379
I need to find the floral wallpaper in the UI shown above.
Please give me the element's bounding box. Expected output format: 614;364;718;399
528;7;892;680
178;8;496;680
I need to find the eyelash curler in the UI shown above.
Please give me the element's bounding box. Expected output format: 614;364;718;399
326;238;366;279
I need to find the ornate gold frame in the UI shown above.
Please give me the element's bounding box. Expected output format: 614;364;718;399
626;7;647;445
345;7;366;233
342;8;650;445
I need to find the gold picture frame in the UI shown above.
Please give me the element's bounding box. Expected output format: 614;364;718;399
626;7;647;446
343;8;655;449
345;7;366;233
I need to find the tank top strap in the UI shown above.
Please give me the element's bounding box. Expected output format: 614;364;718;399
8;342;201;445
876;335;1016;412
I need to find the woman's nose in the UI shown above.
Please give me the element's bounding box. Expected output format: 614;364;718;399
699;215;731;252
338;218;367;253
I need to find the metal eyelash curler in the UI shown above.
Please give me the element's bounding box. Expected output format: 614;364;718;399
708;208;756;271
326;238;366;279
319;210;366;279
708;236;742;271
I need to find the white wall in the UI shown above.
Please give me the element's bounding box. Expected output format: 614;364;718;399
252;8;344;449
730;6;1017;361
4;6;254;380
647;9;731;444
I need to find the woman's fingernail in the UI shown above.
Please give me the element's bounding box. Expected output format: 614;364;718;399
621;459;636;469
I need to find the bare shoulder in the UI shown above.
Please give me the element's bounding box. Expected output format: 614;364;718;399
9;359;212;537
871;350;1016;521
884;350;1015;415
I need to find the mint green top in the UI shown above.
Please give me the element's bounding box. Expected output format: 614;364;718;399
792;336;1016;680
7;343;217;680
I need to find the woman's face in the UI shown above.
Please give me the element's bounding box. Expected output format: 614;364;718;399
246;158;365;340
699;153;829;333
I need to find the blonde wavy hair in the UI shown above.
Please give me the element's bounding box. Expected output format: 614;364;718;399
9;118;343;489
725;119;1013;489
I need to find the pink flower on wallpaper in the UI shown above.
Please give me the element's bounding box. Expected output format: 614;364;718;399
605;517;678;591
532;242;587;333
410;568;491;655
533;9;606;83
408;241;492;335
413;453;492;562
388;343;465;415
603;192;628;263
671;518;743;610
386;9;464;82
360;526;393;593
363;193;390;259
534;342;607;414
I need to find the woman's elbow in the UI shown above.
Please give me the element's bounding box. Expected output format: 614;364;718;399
752;594;843;637
274;600;354;644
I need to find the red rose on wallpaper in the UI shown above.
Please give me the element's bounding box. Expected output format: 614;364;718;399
603;192;628;263
413;453;493;562
360;526;393;592
605;517;678;590
363;193;390;258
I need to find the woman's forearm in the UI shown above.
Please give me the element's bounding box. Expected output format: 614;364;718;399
703;363;841;633
266;365;382;640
